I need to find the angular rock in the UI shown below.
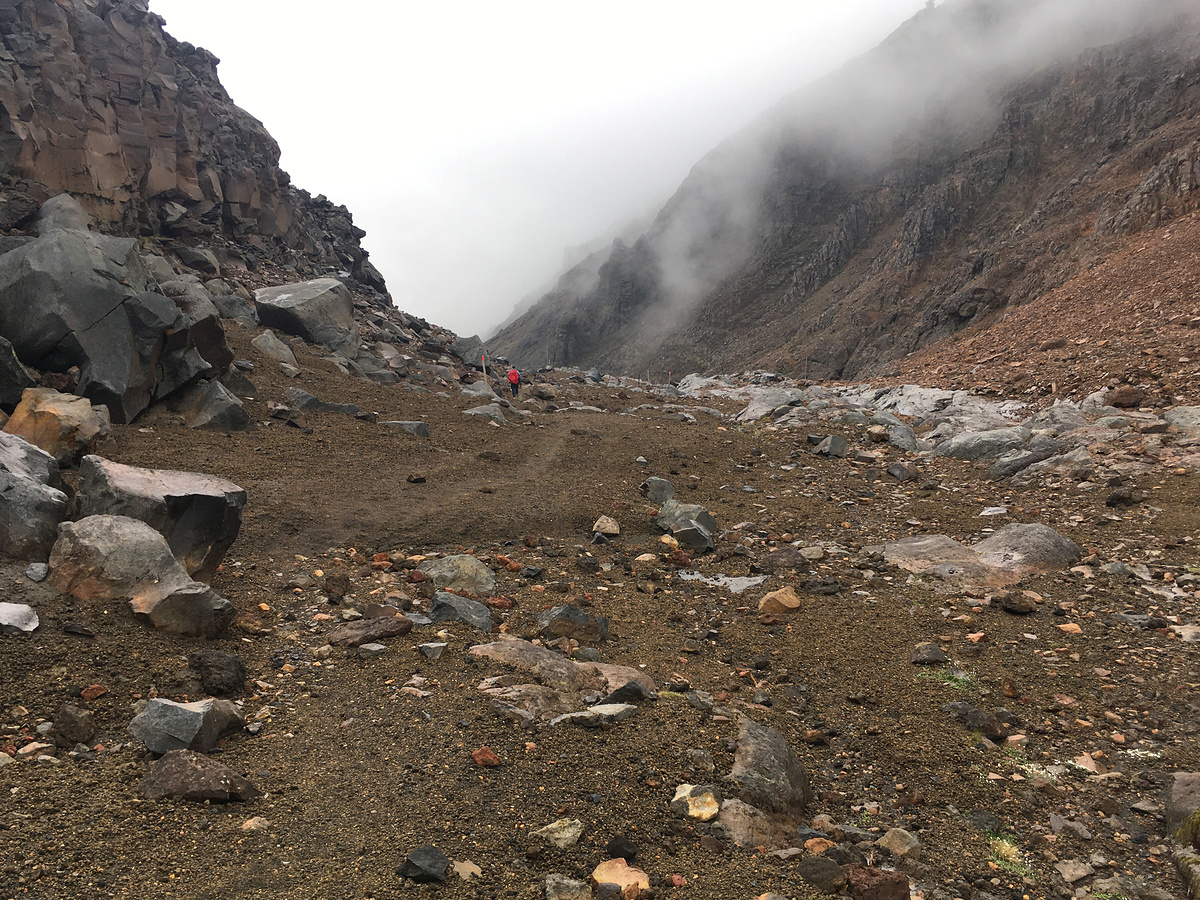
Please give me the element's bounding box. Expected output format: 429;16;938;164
593;515;620;536
129;697;245;754
429;592;493;632
176;380;252;432
251;331;298;366
1164;406;1200;434
78;455;245;583
1053;859;1094;883
728;716;811;816
417;554;496;596
462;379;499;400
283;387;361;418
989;434;1065;480
254;279;357;352
813;435;848;458
537;605;609;644
0;336;36;410
718;798;791;850
463;403;507;424
187;651;247;697
139;750;261;802
3;388;112;466
549;703;639;728
0;433;68;560
758;586;802;614
398;845;449;883
469;639;592;692
534;818;584;849
52;703;95;747
450;335;486;369
0;602;39;634
671;784;721;822
212;294;258;323
934;426;1031;462
49;515;235;638
325;615;414;647
545;874;591;900
655;498;717;551
383;420;430;438
1167;773;1200;832
590;859;649;898
641;477;675;504
797;856;848;894
911;642;948;665
875;827;920;858
846;865;910;900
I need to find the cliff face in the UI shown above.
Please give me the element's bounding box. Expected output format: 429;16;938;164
490;0;1200;380
0;0;385;293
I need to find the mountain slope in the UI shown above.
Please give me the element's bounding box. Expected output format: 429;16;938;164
490;0;1200;380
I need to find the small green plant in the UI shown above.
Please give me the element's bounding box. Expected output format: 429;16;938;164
1179;809;1200;850
987;836;1034;878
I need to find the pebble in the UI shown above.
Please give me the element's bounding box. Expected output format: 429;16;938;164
534;818;584;849
357;642;387;658
241;817;271;832
471;746;502;767
418;642;447;660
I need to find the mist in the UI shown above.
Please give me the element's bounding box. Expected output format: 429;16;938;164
146;0;935;337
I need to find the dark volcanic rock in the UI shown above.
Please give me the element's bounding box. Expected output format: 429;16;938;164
727;716;811;817
138;750;261;802
188;651;248;697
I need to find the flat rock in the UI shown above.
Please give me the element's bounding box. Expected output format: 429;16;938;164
382;420;430;438
78;455;245;583
325;615;414;647
534;818;584;849
129;698;244;754
537;605;609;644
0;602;38;633
549;703;638;728
399;845;449;883
138;750;261;802
469;638;593;692
429;592;493;632
1054;859;1094;883
758;586;802;613
175;380;251;432
284;387;361;417
417;554;496;596
911;642;948;665
254;279;357;352
590;859;649;897
934;426;1031;461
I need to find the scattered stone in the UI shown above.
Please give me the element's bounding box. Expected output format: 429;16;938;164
758;586;801;614
537;605;609;644
138;750;261;802
655;498;718;551
641;477;675;503
797;856;848;894
549;703;638;728
545;874;591;900
325;615;414;647
417;554;496;596
1000;592;1038;614
51;703;94;747
129;697;245;754
534;818;584;849
429;592;493;632
452;860;482;881
813;435;848;458
593;515;620;536
875;827;920;858
0;602;38;634
240;817;271;832
471;746;502;767
671;784;721;821
911;643;948;665
284;387;362;418
398;845;449;883
463;403;508;424
1053;859;1094;883
187;651;247;697
418;642;448;660
590;859;649;898
24;562;49;582
728;716;811;816
357;642;387;658
469;639;591;692
176;380;252;432
718;798;790;849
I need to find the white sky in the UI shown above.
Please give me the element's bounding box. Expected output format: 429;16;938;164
148;1;929;337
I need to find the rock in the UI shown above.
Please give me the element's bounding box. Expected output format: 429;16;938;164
887;424;920;452
846;865;910;900
24;563;49;582
469;639;592;692
813;435;848;457
911;642;948;665
129;698;245;754
549;703;639;728
449;334;486;368
1054;859;1094;883
655;498;717;551
875;827;920;858
641;477;675;503
463;403;508;424
590;859;649;898
398;845;449;883
49;515;235;637
1164;406;1200;434
417;554;496;596
418;642;447;660
429;592;493;632
887;462;917;481
471;746;502;767
284;387;361;418
462;379;499;400
51;704;95;747
728;716;811;816
176;380;252;432
1106;385;1145;408
671;784;721;821
0;434;68;560
797;856;848;894
0;336;37;409
451;860;482;881
357;642;387;658
545;874;591;900
138;750;261;802
758;586;802;614
3;388;112;466
0;225;226;423
325;616;414;647
212;294;258;323
534;818;584;849
593;515;620;536
78;455;246;582
1166;773;1200;832
934;426;1032;461
240;816;271;833
1049;814;1092;840
0;602;39;634
187;651;247;697
718;798;791;849
973;524;1081;577
988;434;1065;480
251;330;298;366
1000;592;1037;614
382;420;430;438
537;605;609;644
254;279;357;352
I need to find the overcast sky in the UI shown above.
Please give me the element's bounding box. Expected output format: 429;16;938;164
148;0;930;338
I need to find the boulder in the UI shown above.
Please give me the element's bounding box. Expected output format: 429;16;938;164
129;697;245;754
251;330;298;366
176;380;252;432
934;426;1031;462
49;515;235;637
212;294;258;323
537;605;609;644
78;456;246;583
253;278;357;352
138;750;261;802
152;280;234;375
0;602;39;633
187;651;248;697
429;592;493;632
417;554;496;596
469;638;593;692
0;432;68;560
463;403;507;424
382;420;430;438
972;524;1081;578
655;498;717;551
988;435;1065;480
640;477;675;504
3;388;112;466
727;716;811;817
285;387;361;417
449;335;486;369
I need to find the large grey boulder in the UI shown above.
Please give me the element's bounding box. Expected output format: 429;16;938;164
0;206;225;423
175;381;252;432
972;524;1081;576
656;498;718;551
0;432;67;560
463;403;507;424
428;592;493;632
49;516;235;637
417;554;496;596
1165;406;1200;435
727;716;812;817
78;456;246;583
129;697;244;754
462;379;499;400
157;280;234;375
934;426;1032;462
988;435;1065;480
253;278;357;352
450;335;486;369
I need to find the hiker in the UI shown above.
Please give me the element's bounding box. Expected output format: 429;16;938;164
507;366;521;397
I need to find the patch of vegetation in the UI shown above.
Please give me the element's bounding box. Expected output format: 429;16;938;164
987;836;1034;878
916;668;978;692
1179;809;1200;851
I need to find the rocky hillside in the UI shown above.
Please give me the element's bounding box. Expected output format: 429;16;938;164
0;0;385;294
490;0;1200;380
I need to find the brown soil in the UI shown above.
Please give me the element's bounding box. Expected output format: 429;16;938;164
2;322;1199;900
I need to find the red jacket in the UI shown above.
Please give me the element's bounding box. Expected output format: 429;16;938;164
507;368;520;384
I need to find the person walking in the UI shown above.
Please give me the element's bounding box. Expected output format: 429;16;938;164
507;366;521;397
